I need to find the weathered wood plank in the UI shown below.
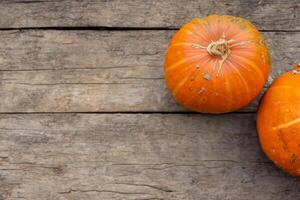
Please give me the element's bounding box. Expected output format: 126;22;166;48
0;30;299;112
0;113;299;200
0;0;298;30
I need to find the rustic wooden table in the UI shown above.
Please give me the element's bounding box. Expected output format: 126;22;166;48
0;0;299;199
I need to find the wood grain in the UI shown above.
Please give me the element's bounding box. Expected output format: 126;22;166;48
0;0;298;30
0;113;299;200
0;1;298;200
0;30;299;112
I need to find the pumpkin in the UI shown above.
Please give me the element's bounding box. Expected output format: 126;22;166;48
164;15;270;113
257;63;300;176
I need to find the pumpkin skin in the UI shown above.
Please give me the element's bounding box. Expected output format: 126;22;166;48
164;15;270;113
257;64;300;177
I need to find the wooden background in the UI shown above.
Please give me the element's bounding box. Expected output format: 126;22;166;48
0;0;299;199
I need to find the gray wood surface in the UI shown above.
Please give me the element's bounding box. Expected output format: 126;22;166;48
0;0;298;30
0;30;299;112
0;1;299;199
0;113;299;200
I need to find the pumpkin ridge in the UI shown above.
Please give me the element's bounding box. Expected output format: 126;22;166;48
230;54;266;80
222;65;234;112
182;57;218;112
166;52;212;81
171;67;198;96
180;26;210;43
165;54;206;73
229;40;251;49
179;27;210;43
168;43;203;48
202;21;218;40
179;65;210;109
225;59;252;101
178;57;211;91
272;117;300;131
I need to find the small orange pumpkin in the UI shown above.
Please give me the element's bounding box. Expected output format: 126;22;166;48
257;63;300;176
164;15;270;113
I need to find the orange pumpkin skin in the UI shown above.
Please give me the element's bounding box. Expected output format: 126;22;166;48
257;64;300;177
164;15;270;113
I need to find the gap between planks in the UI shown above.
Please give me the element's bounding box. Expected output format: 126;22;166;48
0;26;298;32
0;111;256;115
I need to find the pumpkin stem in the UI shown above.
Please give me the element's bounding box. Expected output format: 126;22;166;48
207;39;228;57
206;38;230;77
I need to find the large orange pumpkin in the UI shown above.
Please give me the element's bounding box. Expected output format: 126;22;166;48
164;15;270;113
257;64;300;176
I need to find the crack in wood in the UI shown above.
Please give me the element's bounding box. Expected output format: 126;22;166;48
57;189;152;196
112;183;175;193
